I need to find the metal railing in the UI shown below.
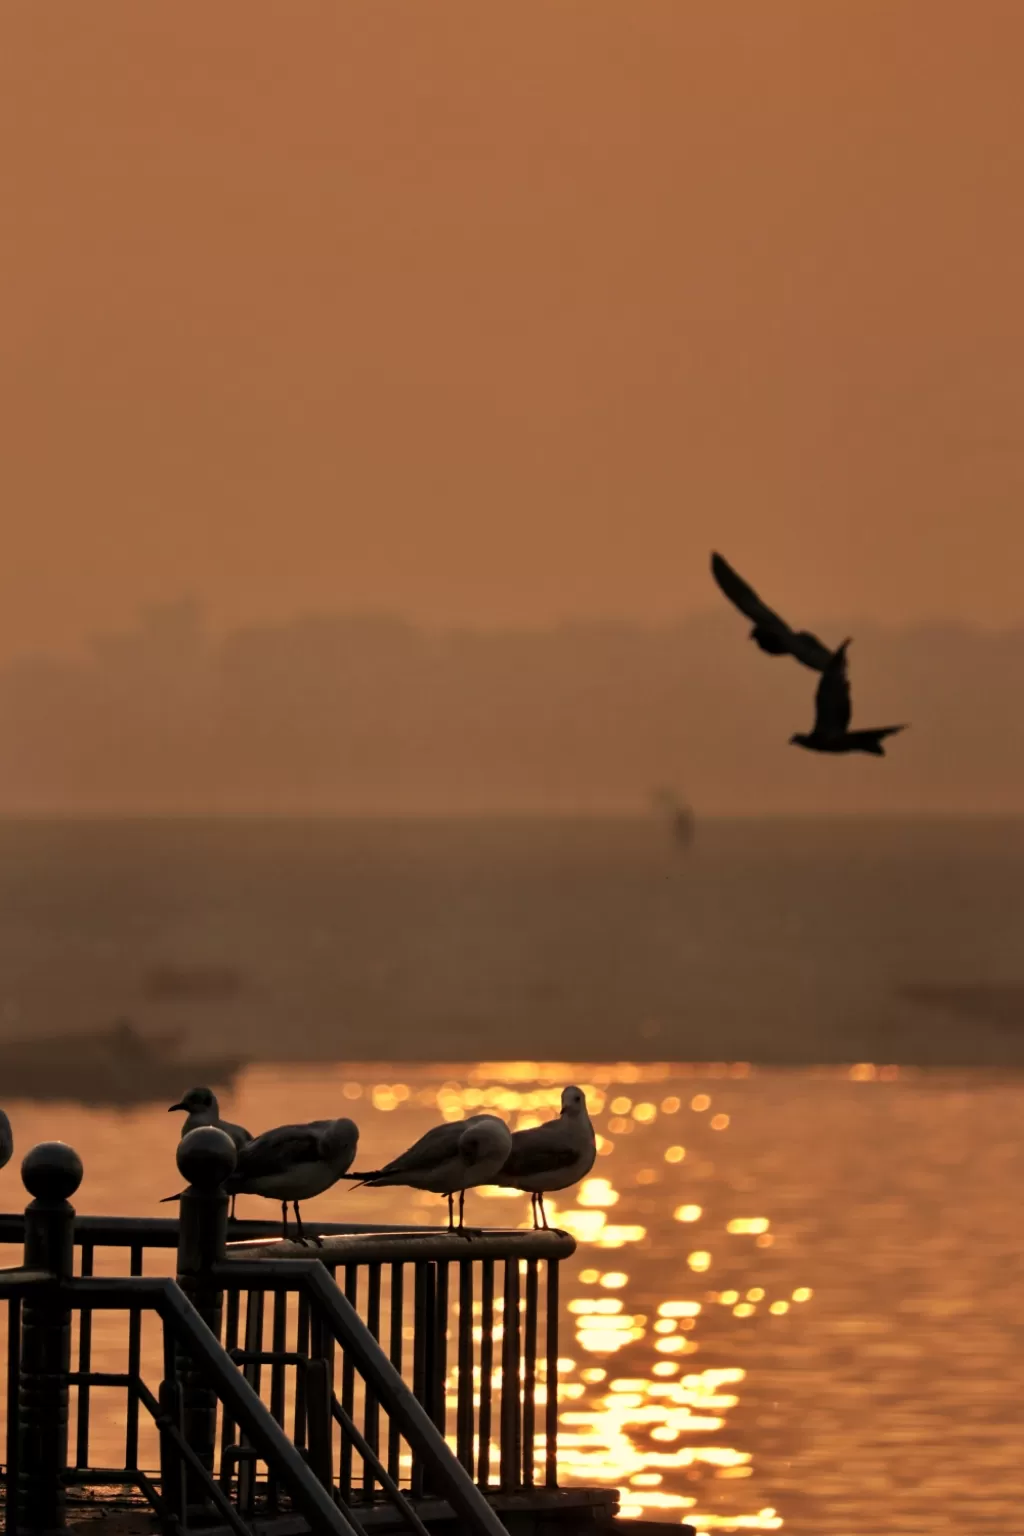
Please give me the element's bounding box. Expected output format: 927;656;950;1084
0;1129;590;1536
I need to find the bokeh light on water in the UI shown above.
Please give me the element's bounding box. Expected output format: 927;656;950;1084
2;1059;1023;1534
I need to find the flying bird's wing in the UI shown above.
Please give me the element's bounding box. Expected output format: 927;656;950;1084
813;640;853;736
788;629;836;671
711;552;833;670
711;553;790;634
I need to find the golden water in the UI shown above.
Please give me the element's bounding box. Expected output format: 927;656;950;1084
2;1061;1021;1534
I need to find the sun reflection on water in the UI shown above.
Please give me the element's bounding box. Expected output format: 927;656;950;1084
424;1060;806;1532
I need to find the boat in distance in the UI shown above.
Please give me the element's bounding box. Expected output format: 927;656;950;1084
0;1018;245;1106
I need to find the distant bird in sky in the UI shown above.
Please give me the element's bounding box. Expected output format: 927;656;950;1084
163;1116;359;1244
347;1114;513;1231
711;552;835;671
790;640;906;757
169;1086;252;1219
494;1085;596;1229
0;1110;12;1173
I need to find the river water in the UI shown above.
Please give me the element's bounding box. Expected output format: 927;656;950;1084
4;1059;1021;1534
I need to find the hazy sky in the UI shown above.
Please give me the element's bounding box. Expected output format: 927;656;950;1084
2;3;1022;661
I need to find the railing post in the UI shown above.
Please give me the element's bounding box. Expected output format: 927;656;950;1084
16;1141;84;1535
173;1126;236;1504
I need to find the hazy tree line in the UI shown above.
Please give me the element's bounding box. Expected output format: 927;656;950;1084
0;600;1018;814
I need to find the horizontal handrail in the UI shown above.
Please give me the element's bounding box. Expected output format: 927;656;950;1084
66;1275;358;1536
0;1213;453;1249
226;1227;576;1265
220;1258;512;1536
0;1267;57;1293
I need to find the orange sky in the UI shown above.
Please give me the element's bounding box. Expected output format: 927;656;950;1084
1;3;1022;661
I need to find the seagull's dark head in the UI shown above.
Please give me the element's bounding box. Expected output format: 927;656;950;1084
169;1085;217;1115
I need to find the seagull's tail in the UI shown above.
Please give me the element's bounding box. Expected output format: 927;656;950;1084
341;1170;380;1192
848;725;907;756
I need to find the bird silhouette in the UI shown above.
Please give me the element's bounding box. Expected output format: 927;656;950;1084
790;640;906;756
711;552;835;670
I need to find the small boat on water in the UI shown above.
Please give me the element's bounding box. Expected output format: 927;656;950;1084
0;1018;245;1106
897;983;1024;1031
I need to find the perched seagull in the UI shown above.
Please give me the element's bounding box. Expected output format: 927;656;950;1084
0;1109;12;1172
711;552;835;671
168;1086;253;1219
494;1086;596;1229
347;1114;513;1231
163;1117;359;1245
790;640;906;757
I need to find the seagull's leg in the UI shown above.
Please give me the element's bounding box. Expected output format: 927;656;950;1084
539;1195;550;1231
296;1201;322;1248
447;1192;455;1231
281;1201;289;1241
229;1194;237;1222
457;1189;478;1242
530;1193;540;1230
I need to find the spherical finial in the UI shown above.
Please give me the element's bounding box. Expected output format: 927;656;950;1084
22;1141;84;1203
176;1125;237;1191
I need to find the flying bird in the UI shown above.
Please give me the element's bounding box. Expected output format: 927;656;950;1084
790;640;906;756
494;1085;596;1229
711;552;835;671
169;1086;252;1219
163;1116;359;1244
346;1114;512;1232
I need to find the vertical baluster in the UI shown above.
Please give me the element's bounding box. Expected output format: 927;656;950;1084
339;1265;357;1501
545;1259;560;1488
456;1261;474;1474
6;1296;21;1536
426;1261;449;1498
125;1242;143;1472
410;1262;429;1499
387;1264;403;1486
238;1288;265;1516
293;1291;310;1454
363;1262;382;1496
75;1241;94;1470
500;1257;522;1494
523;1259;539;1487
432;1262;449;1431
219;1285;240;1495
159;1323;185;1526
306;1306;335;1495
477;1258;495;1489
267;1289;288;1511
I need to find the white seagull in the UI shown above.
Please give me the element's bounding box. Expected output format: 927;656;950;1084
347;1114;512;1231
495;1086;596;1229
169;1086;253;1219
164;1116;359;1245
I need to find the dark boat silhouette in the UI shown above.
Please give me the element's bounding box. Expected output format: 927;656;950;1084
0;1018;245;1105
897;983;1024;1032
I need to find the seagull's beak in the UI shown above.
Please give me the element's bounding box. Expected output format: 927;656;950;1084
168;1102;185;1112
